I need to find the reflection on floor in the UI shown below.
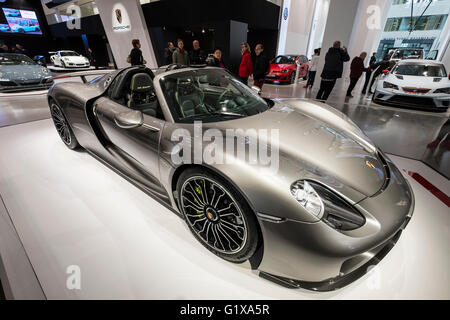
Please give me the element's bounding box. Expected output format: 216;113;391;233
0;118;448;299
0;78;449;299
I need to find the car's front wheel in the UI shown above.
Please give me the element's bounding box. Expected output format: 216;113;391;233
177;168;260;263
50;101;80;150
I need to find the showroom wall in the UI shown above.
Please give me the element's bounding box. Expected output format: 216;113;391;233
141;0;280;73
94;0;157;68
313;0;391;90
283;0;315;56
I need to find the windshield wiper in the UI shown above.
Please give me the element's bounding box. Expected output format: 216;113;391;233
208;111;245;117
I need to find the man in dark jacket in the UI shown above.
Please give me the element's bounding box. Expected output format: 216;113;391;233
130;39;146;66
164;42;175;65
189;40;206;65
316;41;350;101
346;52;368;97
368;59;395;94
253;44;269;89
362;52;376;94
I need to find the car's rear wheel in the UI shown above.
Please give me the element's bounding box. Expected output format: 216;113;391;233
290;72;296;84
177;168;260;263
50;101;80;150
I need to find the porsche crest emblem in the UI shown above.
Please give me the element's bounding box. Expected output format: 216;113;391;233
115;9;122;24
365;160;375;169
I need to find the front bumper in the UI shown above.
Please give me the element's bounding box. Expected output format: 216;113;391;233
265;73;291;83
0;81;53;93
256;155;414;291
374;87;450;110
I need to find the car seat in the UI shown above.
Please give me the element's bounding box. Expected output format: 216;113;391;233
127;73;159;117
175;78;206;117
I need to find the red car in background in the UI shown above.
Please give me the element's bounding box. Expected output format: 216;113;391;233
265;54;309;84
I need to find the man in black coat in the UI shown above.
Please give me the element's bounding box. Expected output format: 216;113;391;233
368;59;395;94
362;52;377;94
189;40;206;65
316;41;350;101
253;44;270;89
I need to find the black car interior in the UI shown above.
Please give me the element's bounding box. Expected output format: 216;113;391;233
108;67;164;119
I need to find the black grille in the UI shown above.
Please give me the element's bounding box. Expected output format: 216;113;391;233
388;95;436;108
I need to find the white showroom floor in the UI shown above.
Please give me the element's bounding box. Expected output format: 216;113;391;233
0;118;449;299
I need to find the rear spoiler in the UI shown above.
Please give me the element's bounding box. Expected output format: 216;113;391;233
53;69;113;83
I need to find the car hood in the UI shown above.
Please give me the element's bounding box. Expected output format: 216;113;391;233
386;74;449;88
0;64;49;80
269;64;293;71
212;99;386;197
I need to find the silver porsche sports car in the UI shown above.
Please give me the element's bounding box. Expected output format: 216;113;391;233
48;65;414;291
0;53;53;92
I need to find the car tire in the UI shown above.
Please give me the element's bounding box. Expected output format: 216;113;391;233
290;72;296;84
177;167;260;263
18;28;24;33
49;100;80;150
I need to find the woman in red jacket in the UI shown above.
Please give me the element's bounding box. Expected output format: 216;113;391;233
239;42;253;86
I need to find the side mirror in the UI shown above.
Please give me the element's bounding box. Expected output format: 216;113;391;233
251;85;261;95
114;110;143;129
382;69;389;75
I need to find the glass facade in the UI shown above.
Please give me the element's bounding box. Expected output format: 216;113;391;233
384;14;448;31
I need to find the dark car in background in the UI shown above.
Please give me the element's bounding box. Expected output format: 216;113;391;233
0;53;54;92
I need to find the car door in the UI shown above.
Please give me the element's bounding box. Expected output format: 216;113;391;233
93;84;166;193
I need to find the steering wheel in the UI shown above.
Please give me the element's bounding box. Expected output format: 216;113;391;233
218;88;232;105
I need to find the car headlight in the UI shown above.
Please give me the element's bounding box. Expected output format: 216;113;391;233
279;69;290;73
383;81;399;90
434;87;450;94
291;180;366;231
42;67;49;74
291;180;324;218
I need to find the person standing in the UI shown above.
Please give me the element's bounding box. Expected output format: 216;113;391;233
207;48;225;68
316;41;350;101
164;42;175;65
172;39;190;66
87;48;98;69
129;39;146;66
368;59;395;94
304;48;320;88
253;44;269;89
346;52;368;97
0;44;9;53
238;42;253;86
189;40;206;65
362;52;376;94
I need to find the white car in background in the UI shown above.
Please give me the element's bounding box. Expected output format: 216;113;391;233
373;59;450;111
49;50;90;68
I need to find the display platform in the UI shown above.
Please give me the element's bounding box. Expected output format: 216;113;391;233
47;65;96;72
0;118;448;299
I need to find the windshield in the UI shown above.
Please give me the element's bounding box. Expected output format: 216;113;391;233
0;54;35;65
391;49;423;60
160;69;273;123
393;64;447;77
272;55;296;64
60;51;79;57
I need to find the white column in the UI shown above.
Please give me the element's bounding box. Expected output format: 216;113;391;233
313;0;391;90
94;0;157;69
277;0;291;55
